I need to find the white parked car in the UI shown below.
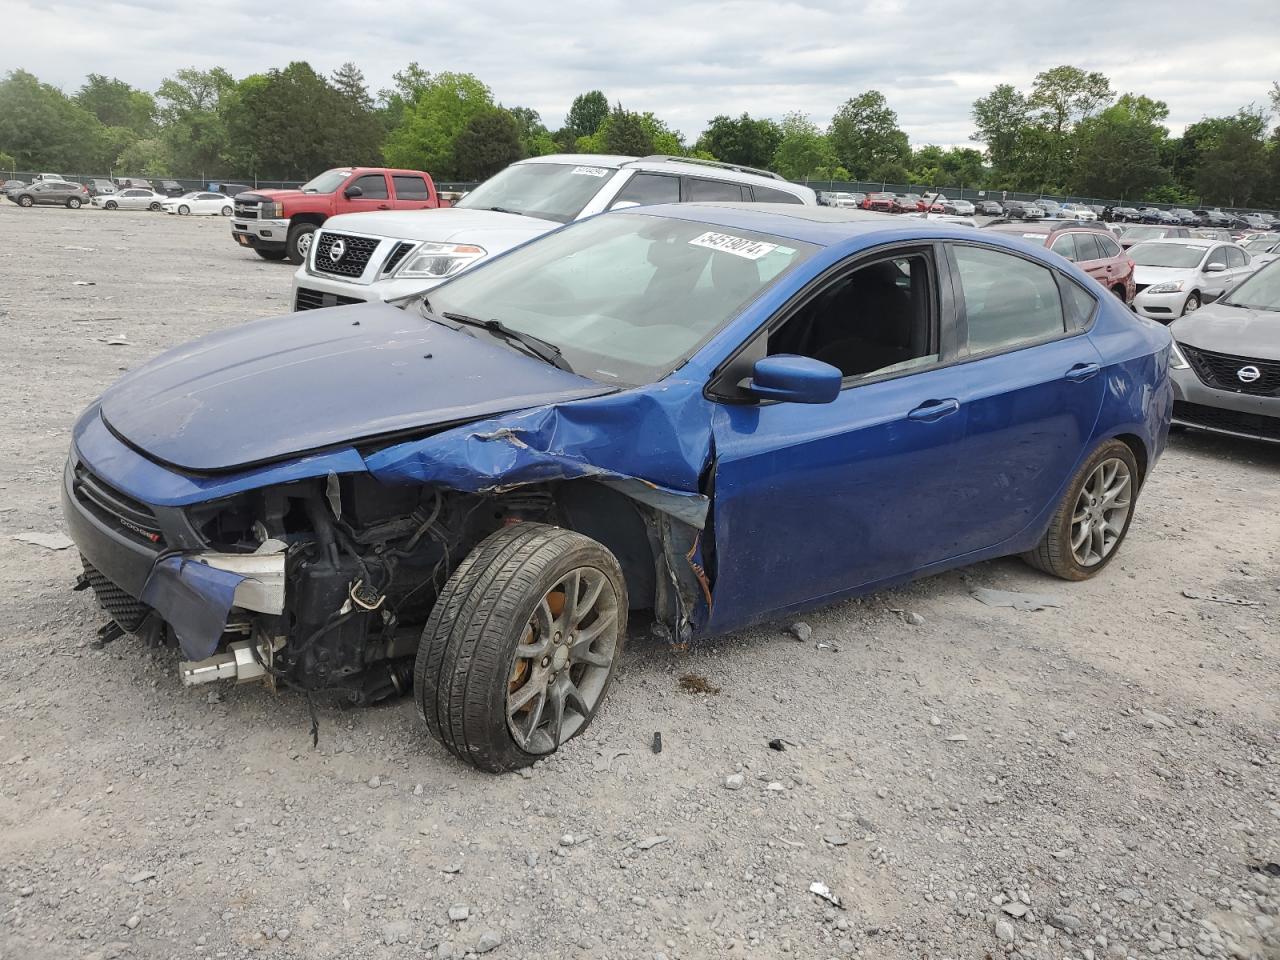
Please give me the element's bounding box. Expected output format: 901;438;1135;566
32;172;66;183
290;154;817;311
162;191;235;217
1058;204;1099;221
92;188;167;212
1130;239;1254;321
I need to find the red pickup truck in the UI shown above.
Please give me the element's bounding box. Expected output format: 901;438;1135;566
231;167;445;263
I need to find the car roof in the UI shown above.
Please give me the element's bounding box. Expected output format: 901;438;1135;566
516;152;811;194
1134;238;1216;249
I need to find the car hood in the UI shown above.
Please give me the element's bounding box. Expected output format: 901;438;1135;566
1134;265;1198;285
321;207;559;245
99;303;611;472
1171;304;1280;361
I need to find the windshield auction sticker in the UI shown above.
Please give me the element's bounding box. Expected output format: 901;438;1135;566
689;231;779;260
570;166;610;177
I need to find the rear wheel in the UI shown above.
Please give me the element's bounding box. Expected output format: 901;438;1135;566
1022;439;1139;581
253;248;288;261
1181;292;1200;316
148;201;161;211
66;197;81;209
178;204;190;216
415;523;627;773
286;222;317;265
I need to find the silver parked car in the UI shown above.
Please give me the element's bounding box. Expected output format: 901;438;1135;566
92;188;166;212
1169;259;1280;443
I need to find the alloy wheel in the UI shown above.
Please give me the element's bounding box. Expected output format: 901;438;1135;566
505;567;620;755
1070;457;1132;567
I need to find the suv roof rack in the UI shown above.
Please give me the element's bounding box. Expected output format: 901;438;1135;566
633;155;786;181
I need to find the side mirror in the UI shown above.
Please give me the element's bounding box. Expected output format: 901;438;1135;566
745;355;842;404
1204;262;1227;273
343;185;364;199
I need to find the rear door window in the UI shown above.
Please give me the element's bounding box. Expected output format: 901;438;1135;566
612;172;680;207
392;175;430;200
1206;247;1228;269
1095;234;1122;259
1225;247;1246;268
1073;233;1105;262
687;179;747;202
952;244;1067;354
1049;234;1078;260
351;174;389;199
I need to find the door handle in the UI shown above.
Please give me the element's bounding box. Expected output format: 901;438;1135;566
1065;362;1100;382
907;398;960;422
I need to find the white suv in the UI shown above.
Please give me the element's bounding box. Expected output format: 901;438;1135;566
290;154;816;311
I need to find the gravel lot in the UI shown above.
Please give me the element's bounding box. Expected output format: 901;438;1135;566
1;202;1277;960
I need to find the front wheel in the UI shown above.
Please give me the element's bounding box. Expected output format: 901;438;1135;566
1022;439;1139;581
104;200;118;210
221;205;232;217
178;204;190;216
1181;292;1200;316
18;196;33;207
285;222;317;265
415;523;627;773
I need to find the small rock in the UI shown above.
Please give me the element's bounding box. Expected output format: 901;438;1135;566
124;916;140;930
724;773;745;790
788;622;812;643
560;834;575;847
765;781;785;792
823;835;849;847
995;919;1016;942
944;734;968;742
276;928;290;942
929;715;942;726
1058;729;1077;744
206;690;223;704
1050;912;1085;934
904;611;926;626
18;887;34;897
1002;902;1029;918
126;871;156;884
413;783;424;796
475;930;503;953
635;835;669;851
525;851;538;867
442;862;462;874
367;775;381;788
448;905;470;922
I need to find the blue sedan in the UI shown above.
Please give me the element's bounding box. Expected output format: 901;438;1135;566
62;204;1174;771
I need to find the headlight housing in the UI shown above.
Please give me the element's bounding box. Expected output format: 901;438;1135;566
1147;280;1185;294
260;201;284;219
395;242;487;280
1169;340;1191;370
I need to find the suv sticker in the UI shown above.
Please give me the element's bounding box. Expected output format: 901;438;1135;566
570;166;610;177
689;231;778;260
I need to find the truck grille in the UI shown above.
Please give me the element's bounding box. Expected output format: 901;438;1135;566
313;232;379;278
1173;401;1280;442
72;464;164;547
233;201;259;219
1181;345;1280;397
81;558;152;633
295;287;367;311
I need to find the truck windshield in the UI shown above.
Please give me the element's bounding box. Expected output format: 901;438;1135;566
455;163;620;224
301;169;352;194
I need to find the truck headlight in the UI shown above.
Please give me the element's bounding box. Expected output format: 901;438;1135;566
395;243;486;279
261;201;283;219
1147;280;1185;294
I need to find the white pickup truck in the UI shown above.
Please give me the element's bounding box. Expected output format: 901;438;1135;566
290;154;816;311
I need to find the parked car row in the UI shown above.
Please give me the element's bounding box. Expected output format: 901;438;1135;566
3;176;253;210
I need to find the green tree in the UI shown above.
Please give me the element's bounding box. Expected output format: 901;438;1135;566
694;113;783;168
76;74;155;136
506;106;559;156
0;69;112;171
639;112;685;155
938;147;986;187
970;83;1029;172
1072;95;1170;199
1028;66;1114;138
597;104;655;156
772;112;836;180
383;72;497;178
565;90;609;138
451;109;524;180
828;91;910;179
115;137;173;177
1195;108;1270;206
328;62;384;166
156;66;236;176
0;150;14;173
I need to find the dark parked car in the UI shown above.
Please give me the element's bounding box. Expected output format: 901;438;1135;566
1193;209;1233;228
87;178;117;197
116;177;153;191
219;183;253;198
975;200;1004;216
1110;207;1143;223
1169;258;1280;443
7;180;90;208
63;202;1173;771
2;179;26;197
1002;200;1045;220
1137;207;1176;225
157;179;186;197
984;221;1136;301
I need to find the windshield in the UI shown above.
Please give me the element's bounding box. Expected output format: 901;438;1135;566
425;212;817;385
1129;243;1207;268
300;169;352;194
1241;234;1280;251
1221;260;1280;311
1121;226;1168;242
456;162;618;223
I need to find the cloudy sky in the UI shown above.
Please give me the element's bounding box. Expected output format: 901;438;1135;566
4;0;1278;145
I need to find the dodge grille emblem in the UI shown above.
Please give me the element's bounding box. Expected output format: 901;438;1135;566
328;239;346;263
1237;365;1261;383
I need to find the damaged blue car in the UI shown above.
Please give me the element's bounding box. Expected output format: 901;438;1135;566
63;204;1174;771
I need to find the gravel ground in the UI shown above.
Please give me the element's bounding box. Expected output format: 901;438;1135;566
0;202;1277;960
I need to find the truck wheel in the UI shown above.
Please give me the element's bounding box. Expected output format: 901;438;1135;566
415;523;627;773
286;223;317;265
254;249;288;262
1022;439;1139;581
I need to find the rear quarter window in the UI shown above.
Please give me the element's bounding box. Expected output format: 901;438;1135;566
751;185;804;204
392;175;430;200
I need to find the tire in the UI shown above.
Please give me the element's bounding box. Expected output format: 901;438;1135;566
178;204;190;216
414;523;627;773
1181;292;1200;316
1022;439;1140;581
285;222;317;265
104;200;117;210
67;197;81;209
149;202;161;211
253;248;288;261
221;206;232;217
18;195;33;207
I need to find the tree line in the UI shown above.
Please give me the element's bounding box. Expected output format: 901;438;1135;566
1;63;1278;206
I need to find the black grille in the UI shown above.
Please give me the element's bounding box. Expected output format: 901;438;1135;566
381;241;415;276
233;201;258;219
1181;344;1280;397
73;465;163;546
313;232;379;277
1173;401;1280;442
82;559;152;633
294;287;367;311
